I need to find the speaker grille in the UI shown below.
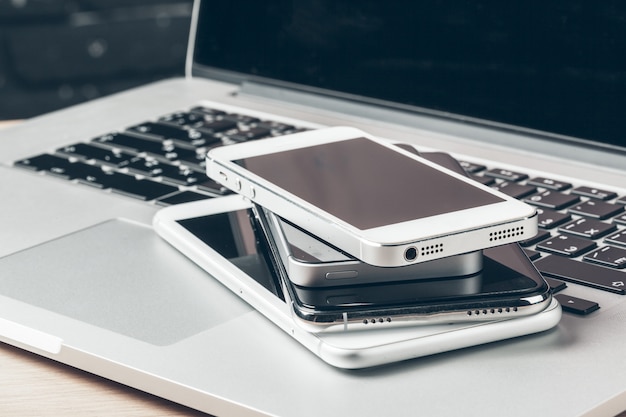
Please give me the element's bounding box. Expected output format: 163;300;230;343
420;243;443;256
489;226;524;242
467;306;519;316
362;317;393;325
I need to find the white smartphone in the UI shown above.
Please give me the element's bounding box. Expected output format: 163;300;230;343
206;127;538;267
153;196;560;369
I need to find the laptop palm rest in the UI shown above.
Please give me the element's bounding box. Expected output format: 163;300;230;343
0;219;252;346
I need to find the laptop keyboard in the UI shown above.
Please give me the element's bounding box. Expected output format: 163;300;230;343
460;161;626;315
14;104;626;316
14;106;308;205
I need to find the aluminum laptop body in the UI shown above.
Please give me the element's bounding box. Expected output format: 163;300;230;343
1;1;626;416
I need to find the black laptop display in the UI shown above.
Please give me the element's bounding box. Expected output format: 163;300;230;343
195;1;626;150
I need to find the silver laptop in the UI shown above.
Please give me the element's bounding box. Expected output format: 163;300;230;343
2;1;626;416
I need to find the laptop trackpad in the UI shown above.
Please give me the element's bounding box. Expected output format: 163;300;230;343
0;219;252;346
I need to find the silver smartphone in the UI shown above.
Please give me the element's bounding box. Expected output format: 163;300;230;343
262;207;482;287
206;126;538;267
153;196;560;368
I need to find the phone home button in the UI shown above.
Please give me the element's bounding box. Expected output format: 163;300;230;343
325;270;358;280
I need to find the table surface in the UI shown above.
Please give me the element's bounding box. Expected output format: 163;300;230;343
0;343;208;416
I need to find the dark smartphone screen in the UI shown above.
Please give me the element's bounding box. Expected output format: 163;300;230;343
177;210;285;302
234;137;503;230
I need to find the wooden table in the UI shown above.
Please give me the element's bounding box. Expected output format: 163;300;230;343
0;343;207;416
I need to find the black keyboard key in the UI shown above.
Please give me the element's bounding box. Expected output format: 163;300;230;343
159;111;206;127
484;168;528;182
108;176;179;201
152;146;198;163
613;213;626;226
554;294;600;315
617;196;626;205
526;177;572;191
571;186;617;201
198;118;238;133
524;190;580;210
544;277;567;292
520;230;551;247
159;166;206;186
177;129;222;148
459;161;486;173
94;132;200;162
190;106;226;117
226;126;272;142
15;154;71;174
224;114;260;124
196;178;230;195
127;122;192;141
178;152;208;170
469;174;496;186
126;158;203;186
536;208;572;229
559;218;617;239
536;234;597;257
535;255;626;294
76;169;133;189
606;231;626;248
156;191;213;206
568;200;624;219
125;157;168;177
58;143;134;167
60;161;112;184
132;121;213;147
94;132;156;152
93;132;163;153
523;248;542;261
584;246;626;269
491;181;536;198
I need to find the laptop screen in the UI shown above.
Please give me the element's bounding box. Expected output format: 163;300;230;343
194;1;626;151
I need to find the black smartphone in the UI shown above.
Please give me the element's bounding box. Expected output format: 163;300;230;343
252;202;552;332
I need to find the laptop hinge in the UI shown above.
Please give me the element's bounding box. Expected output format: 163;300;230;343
238;80;626;172
238;80;423;126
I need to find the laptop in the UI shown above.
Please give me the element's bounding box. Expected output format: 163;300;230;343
1;1;625;416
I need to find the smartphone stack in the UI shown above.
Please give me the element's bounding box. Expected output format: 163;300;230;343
206;127;554;334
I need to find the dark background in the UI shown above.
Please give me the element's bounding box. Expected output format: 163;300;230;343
0;0;192;120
